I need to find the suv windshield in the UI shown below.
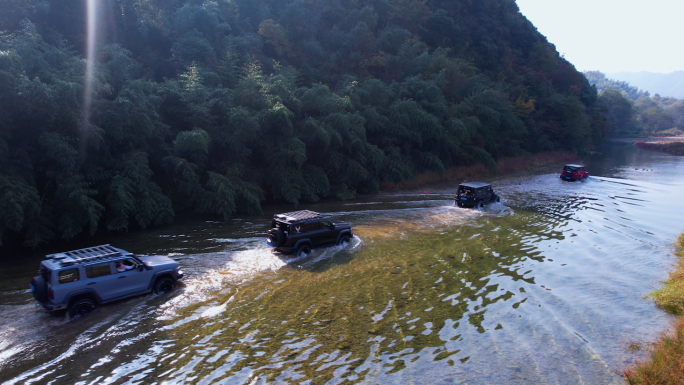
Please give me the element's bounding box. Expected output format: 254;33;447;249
564;166;579;172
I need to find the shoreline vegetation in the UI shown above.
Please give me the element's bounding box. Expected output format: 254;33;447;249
379;151;579;191
620;233;684;384
635;140;684;156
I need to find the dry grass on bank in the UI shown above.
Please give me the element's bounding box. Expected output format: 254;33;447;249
650;233;684;314
620;317;684;385
379;151;579;191
620;234;684;384
635;140;684;156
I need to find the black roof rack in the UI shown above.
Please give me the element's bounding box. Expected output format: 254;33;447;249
46;244;129;267
273;210;322;223
459;181;490;188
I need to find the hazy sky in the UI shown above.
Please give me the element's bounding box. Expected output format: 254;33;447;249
516;0;684;74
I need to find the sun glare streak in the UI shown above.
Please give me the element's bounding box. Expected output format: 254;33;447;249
81;0;98;156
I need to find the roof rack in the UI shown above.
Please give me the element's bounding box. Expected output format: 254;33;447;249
46;244;128;267
273;210;322;223
459;181;490;188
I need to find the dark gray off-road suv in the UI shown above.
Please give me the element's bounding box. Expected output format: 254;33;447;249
267;210;353;255
455;182;501;208
30;244;184;317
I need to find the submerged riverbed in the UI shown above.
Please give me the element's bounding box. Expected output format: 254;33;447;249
1;140;684;384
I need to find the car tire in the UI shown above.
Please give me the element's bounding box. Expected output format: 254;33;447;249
153;277;176;295
495;195;501;203
68;298;97;318
297;244;312;256
457;202;462;207
477;201;484;209
338;235;351;245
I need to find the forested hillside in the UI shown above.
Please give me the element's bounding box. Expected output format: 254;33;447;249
608;71;684;100
584;71;648;100
0;0;605;247
586;71;684;136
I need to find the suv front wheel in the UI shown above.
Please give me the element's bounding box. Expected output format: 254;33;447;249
338;235;351;245
69;298;97;318
154;277;175;295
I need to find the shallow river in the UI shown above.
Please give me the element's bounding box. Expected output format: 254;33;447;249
2;140;684;384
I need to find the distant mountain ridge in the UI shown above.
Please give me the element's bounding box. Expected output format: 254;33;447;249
607;71;684;99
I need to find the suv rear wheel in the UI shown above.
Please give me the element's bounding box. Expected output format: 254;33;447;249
297;244;312;256
477;201;485;209
69;298;97;318
154;277;175;295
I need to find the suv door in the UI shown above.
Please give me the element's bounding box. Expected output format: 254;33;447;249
83;262;120;302
317;219;337;245
484;187;492;202
299;221;319;247
112;258;151;298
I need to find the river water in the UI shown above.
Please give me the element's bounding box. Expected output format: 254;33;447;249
1;140;684;384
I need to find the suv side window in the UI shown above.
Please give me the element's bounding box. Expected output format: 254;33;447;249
116;258;138;273
58;268;79;284
85;263;112;279
293;223;308;234
319;220;332;229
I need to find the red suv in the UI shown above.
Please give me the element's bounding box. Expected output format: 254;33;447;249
560;164;588;181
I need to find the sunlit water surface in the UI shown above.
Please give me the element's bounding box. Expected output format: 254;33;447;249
1;140;684;384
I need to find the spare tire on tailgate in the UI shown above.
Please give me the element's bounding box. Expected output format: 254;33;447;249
269;228;285;247
31;276;48;302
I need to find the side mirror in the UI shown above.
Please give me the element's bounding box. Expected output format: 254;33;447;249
138;265;144;272
330;224;336;230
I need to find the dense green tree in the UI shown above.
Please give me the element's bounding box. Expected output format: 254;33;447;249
0;0;609;247
598;89;636;135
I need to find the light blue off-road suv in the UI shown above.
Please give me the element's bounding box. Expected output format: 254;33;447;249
30;244;184;317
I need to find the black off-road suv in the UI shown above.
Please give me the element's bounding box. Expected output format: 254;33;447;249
455;182;501;208
267;210;353;255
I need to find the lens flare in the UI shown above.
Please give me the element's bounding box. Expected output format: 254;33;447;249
81;0;98;156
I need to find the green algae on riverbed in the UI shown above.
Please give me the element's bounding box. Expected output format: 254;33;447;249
148;210;560;383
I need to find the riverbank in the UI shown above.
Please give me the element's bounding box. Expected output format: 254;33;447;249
379;151;580;192
635;139;684;156
620;233;684;383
